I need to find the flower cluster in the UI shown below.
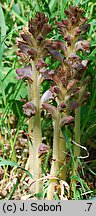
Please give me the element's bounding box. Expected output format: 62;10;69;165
16;12;53;116
16;6;90;198
43;6;90;121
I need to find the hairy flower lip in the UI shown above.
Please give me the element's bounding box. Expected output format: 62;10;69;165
36;34;44;42
75;40;90;53
79;17;88;26
73;87;81;95
16;51;29;64
72;61;87;71
27;48;37;60
56;21;67;36
81;24;90;33
50;86;61;95
42;103;57;119
59;101;66;112
40;90;54;107
83;91;90;101
23;101;36;117
69;100;79;110
57;40;68;55
60;101;66;108
20;32;34;46
67;53;81;62
60;116;74;127
41;23;52;37
36;58;48;69
74;26;81;36
67;80;76;91
18;41;30;54
16;66;33;83
62;19;68;26
43;69;55;81
64;35;72;43
47;47;64;63
38;143;50;154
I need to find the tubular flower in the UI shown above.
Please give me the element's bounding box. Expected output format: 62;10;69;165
16;12;52;82
46;6;90;112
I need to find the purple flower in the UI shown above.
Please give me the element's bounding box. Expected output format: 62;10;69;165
40;90;54;107
42;103;57;119
23;101;36;117
38;143;50;154
16;66;33;83
60;116;74;127
75;40;90;53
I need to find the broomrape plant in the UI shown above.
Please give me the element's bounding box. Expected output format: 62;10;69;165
16;12;53;194
16;6;90;199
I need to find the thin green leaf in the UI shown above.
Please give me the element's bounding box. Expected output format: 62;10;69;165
74;0;82;5
63;129;75;164
0;4;6;62
12;9;27;24
9;178;20;200
82;0;96;4
0;157;33;178
49;0;58;12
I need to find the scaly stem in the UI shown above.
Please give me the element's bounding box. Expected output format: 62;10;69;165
70;107;80;194
59;130;66;181
47;111;60;200
74;107;81;159
29;63;42;194
71;107;80;188
28;83;33;175
21;84;33;183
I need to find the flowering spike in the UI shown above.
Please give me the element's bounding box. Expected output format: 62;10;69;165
17;13;53;66
28;12;52;38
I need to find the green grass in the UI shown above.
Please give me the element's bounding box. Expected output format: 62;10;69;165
0;0;96;200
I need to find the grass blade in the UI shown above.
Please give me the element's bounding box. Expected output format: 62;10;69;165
0;4;6;62
0;157;33;179
49;0;58;12
8;178;20;200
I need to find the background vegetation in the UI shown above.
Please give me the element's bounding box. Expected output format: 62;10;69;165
0;0;96;200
